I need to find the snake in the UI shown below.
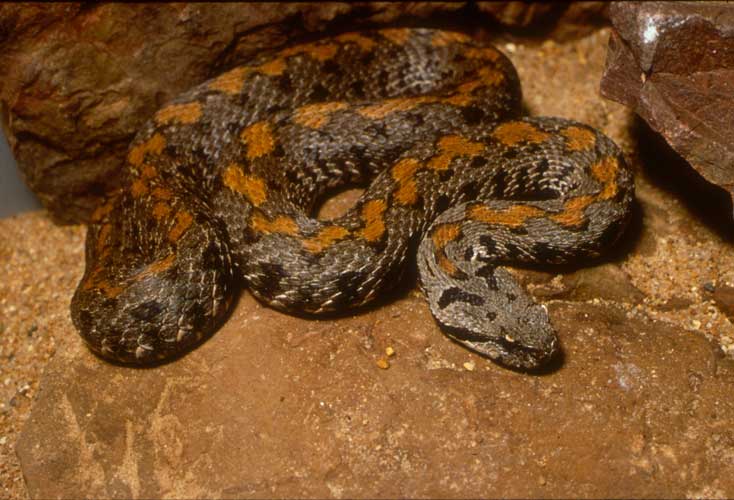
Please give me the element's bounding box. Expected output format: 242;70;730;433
70;28;634;369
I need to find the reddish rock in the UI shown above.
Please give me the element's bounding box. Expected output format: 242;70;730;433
600;2;734;208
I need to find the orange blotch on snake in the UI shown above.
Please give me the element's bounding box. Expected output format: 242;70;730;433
140;165;158;179
463;46;501;62
222;164;268;207
151;186;173;200
128;133;166;167
168;211;193;243
130;179;148;198
293;102;349;129
359;200;387;242
391;158;422;182
379;28;411;45
257;58;287;76
302;225;351;253
358;96;438;119
135;253;177;280
431;31;471;47
240;121;276;159
550;158;620;228
155;102;202;126
152;202;171;220
431;223;462;277
550;196;593;228
437;253;461;277
395;180;420;206
391;158;423;206
561;126;597;152
281;42;339;62
428;135;485;171
431;223;461;250
491;121;551;147
477;66;505;86
91;197;118;222
208;67;249;95
335;33;376;50
251;212;298;235
591;156;620;199
469;204;545;228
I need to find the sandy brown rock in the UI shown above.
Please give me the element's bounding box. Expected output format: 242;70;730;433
0;2;611;224
8;28;734;499
16;291;734;499
600;2;734;209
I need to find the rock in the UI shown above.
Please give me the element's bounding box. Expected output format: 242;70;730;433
16;291;734;499
0;2;611;224
712;283;734;321
477;1;609;39
600;2;734;209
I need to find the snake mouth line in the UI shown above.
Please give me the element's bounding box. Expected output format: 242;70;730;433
436;319;559;370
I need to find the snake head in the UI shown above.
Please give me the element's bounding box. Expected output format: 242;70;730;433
439;300;559;370
418;239;559;370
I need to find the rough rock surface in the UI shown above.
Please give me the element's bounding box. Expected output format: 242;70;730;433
600;2;734;208
0;2;607;224
8;29;734;499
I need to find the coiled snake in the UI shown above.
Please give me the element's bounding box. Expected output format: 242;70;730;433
71;28;634;369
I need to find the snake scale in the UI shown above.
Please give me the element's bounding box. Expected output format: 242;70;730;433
71;28;634;369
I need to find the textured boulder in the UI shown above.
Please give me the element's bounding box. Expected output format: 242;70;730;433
0;2;608;224
600;2;734;207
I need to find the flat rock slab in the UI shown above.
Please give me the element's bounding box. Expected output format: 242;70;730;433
16;289;734;498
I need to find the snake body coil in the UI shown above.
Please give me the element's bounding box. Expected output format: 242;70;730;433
71;28;633;369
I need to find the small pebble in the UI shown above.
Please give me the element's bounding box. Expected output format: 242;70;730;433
703;282;716;293
385;346;395;357
463;361;476;371
376;358;390;370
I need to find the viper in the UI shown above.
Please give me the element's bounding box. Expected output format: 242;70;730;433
71;28;634;369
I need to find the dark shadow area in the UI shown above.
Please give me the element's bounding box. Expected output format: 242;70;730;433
632;117;734;242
